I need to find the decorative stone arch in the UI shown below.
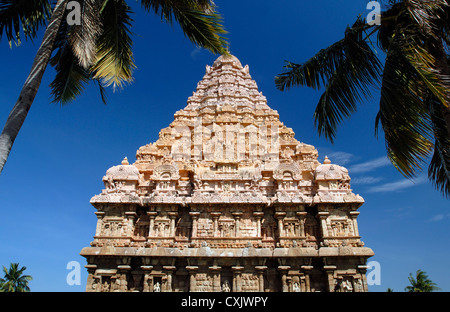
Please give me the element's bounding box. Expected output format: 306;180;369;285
273;163;301;181
151;164;180;181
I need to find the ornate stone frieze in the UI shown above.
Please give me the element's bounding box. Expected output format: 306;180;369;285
81;54;373;293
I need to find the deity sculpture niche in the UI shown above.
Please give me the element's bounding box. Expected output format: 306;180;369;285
175;208;192;240
133;213;149;238
304;214;320;242
261;212;277;241
154;221;169;237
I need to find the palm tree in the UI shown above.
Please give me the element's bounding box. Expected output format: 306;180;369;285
275;0;450;198
405;269;440;292
0;263;32;292
0;0;228;174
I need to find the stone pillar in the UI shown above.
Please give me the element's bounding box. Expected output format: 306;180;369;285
301;265;313;292
275;212;286;237
147;211;157;237
94;212;105;237
211;212;221;237
85;264;97;292
253;212;264;237
278;266;290;292
232;265;244;292
296;212;307;237
255;266;267;292
186;266;198;292
358;265;370;292
168;212;178;237
349;211;360;237
163;266;176;292
324;265;336;292
117;265;132;292
189;212;200;238
141;265;153;292
209;265;222;291
125;212;137;237
318;211;330;238
232;212;243;237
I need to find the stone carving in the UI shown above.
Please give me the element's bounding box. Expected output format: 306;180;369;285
221;281;231;292
82;54;373;293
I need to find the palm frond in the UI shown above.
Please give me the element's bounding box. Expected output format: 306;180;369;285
427;94;450;197
276;17;382;142
50;16;106;105
91;0;135;89
140;0;227;54
376;43;434;178
68;0;103;69
50;17;91;104
275;40;346;91
0;0;52;47
403;0;448;39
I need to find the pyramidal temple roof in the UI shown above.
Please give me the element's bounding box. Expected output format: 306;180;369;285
185;54;270;111
92;54;364;207
82;54;373;295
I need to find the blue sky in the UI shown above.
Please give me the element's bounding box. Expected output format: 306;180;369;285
0;0;448;292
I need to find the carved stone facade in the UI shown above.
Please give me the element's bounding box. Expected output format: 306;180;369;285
80;54;374;292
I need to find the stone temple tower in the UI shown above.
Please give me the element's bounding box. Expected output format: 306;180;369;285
80;54;374;292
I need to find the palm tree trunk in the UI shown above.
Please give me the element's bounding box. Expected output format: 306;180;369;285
0;0;69;175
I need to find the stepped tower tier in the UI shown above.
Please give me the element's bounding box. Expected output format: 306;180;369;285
81;54;373;293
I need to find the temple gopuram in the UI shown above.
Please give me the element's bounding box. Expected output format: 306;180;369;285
80;54;374;292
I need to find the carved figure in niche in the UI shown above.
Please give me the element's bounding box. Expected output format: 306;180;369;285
222;281;231;292
261;214;276;240
101;278;111;292
154;282;161;292
251;175;260;190
91;277;100;291
134;215;149;237
105;176;114;190
343;280;353;292
193;175;203;190
175;211;192;240
338;179;350;189
281;147;293;159
221;181;231;193
285;222;297;236
154;222;168;237
304;214;319;241
102;222;123;236
355;279;363;292
331;221;348;236
219;222;234;237
293;282;300;292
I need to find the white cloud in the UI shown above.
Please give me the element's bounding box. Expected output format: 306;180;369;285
349;156;391;174
366;176;427;193
351;176;383;185
326;151;354;166
427;214;450;222
190;48;203;60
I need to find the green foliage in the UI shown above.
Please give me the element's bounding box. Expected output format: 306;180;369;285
0;0;228;102
275;0;450;198
405;269;440;292
0;263;32;292
0;0;51;47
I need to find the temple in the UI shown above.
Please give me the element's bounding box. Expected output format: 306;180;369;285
80;54;374;292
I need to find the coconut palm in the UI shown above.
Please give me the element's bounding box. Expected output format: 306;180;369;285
405;269;440;292
275;0;450;198
0;263;32;292
0;0;228;174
